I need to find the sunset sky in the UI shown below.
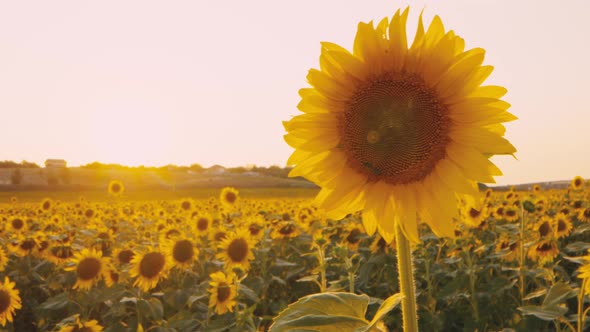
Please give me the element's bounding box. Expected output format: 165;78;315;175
1;1;588;185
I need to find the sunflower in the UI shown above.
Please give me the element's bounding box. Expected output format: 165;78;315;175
0;277;21;327
283;8;516;243
460;196;488;228
130;248;170;292
503;206;519;222
342;223;366;250
108;180;125;197
163;238;198;270
494;236;518;262
217;228;256;271
531;184;541;193
47;245;75;265
112;247;135;266
528;240;559;265
579;208;590;223
0;247;8;272
12;237;37;257
65;248;108;290
58;317;104;332
208;271;238;315
571;176;585;191
271;221;300;239
40;197;53;212
553;213;572;239
8;216;27;233
194;214;211;235
178;198;194;213
220;187;240;210
104;266;121;288
535;217;553;239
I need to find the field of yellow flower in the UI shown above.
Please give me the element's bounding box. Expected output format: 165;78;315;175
0;178;587;331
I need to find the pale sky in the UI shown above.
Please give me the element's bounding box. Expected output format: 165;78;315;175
1;1;588;185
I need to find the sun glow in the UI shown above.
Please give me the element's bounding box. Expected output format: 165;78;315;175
83;101;175;167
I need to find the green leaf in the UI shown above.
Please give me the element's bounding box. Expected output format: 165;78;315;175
523;288;547;301
269;292;370;332
39;293;70;310
362;293;403;332
543;282;576;307
518;305;568;321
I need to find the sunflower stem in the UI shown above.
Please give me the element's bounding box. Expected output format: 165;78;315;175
395;223;419;332
578;278;588;332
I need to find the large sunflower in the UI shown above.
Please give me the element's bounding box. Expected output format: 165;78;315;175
65;248;109;290
284;8;516;243
130;248;170;292
208;271;237;315
163;238;198;270
0;277;22;327
217;228;256;272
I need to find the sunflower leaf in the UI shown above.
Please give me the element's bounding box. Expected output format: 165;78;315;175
269;292;370;332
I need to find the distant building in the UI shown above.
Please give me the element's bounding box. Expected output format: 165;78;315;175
45;159;67;168
205;165;225;175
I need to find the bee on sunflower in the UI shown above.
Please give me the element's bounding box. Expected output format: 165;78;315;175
208;271;238;315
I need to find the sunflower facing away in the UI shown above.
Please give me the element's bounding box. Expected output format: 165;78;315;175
0;277;22;327
283;8;516;243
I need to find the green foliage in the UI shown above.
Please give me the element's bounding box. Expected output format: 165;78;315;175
269;292;401;332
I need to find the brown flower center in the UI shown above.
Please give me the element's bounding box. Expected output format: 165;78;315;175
0;290;11;313
557;219;567;232
537;243;554;253
538;222;551;237
225;192;237;204
340;76;449;185
227;238;249;263
77;257;101;280
346;228;362;244
181;201;192;210
139;252;165;278
20;239;36;251
197;218;209;231
117;250;134;264
469;208;481;219
111;183;121;193
11;218;24;230
217;282;231;302
173;240;194;263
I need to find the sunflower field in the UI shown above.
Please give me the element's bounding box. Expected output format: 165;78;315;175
0;178;587;332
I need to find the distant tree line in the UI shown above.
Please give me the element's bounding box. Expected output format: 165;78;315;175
79;162;294;178
0;160;40;168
